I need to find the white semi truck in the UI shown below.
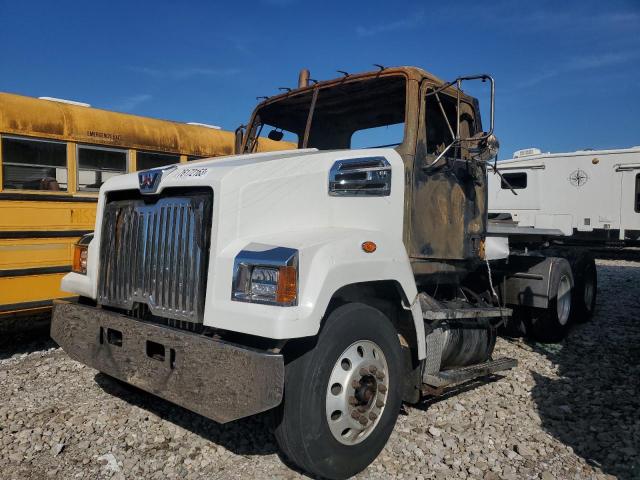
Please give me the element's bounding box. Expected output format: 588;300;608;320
52;66;596;479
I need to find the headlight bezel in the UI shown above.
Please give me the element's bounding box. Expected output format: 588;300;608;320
232;245;298;306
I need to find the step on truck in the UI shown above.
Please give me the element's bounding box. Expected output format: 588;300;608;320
52;66;595;479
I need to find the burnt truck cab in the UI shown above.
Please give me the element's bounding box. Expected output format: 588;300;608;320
241;67;496;271
52;67;579;480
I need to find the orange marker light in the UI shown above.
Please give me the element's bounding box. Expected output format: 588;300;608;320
276;266;298;304
72;244;88;274
362;241;377;253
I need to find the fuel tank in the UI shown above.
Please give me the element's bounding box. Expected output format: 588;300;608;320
439;324;496;369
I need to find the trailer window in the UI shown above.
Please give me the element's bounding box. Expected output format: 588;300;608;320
635;174;640;213
137;151;180;171
501;172;527;190
2;136;68;191
77;145;127;191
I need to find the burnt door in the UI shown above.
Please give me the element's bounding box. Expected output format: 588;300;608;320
409;87;487;261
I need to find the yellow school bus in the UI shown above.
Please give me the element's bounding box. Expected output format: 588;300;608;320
0;92;287;320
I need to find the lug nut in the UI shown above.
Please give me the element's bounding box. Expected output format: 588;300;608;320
376;399;385;408
357;406;367;413
369;412;378;421
369;365;377;374
348;396;357;406
359;367;369;376
376;371;385;380
351;410;360;420
358;415;368;426
352;379;359;388
378;384;387;393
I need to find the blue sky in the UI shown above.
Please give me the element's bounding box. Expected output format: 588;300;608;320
1;0;639;159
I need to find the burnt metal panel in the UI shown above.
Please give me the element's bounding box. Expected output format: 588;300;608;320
51;302;284;423
98;191;212;324
407;80;486;263
409;159;486;260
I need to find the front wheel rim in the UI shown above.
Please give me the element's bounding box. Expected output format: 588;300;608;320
325;340;389;445
557;274;572;325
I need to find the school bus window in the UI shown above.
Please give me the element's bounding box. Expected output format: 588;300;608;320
1;136;67;191
136;151;180;171
77;145;127;191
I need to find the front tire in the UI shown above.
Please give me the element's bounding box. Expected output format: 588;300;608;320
274;303;404;480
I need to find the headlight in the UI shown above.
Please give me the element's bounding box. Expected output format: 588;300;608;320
72;233;93;275
232;245;298;306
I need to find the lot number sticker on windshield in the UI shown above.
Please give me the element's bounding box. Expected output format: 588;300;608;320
176;168;209;179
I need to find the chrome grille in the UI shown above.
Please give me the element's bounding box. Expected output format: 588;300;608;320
98;191;212;324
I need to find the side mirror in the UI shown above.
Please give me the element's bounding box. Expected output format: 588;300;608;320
424;74;496;169
234;125;246;154
478;133;500;161
464;132;500;162
268;129;284;142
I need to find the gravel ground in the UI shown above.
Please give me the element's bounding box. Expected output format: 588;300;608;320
1;259;638;480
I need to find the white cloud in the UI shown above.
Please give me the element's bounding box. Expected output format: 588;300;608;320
131;66;240;80
261;0;295;6
527;9;640;31
566;52;638;70
466;2;640;33
515;71;560;90
112;94;152;111
515;51;639;90
356;10;425;37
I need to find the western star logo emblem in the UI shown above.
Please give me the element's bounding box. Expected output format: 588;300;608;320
137;165;177;194
138;170;161;193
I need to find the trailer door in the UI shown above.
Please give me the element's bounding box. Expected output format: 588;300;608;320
618;168;640;240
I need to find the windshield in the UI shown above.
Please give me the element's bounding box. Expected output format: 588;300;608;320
246;75;406;152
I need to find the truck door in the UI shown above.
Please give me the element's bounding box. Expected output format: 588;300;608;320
409;84;486;261
618;168;640;240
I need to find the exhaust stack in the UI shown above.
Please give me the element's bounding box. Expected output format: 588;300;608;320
298;68;310;88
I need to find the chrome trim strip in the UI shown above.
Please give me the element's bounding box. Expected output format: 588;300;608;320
328;156;392;197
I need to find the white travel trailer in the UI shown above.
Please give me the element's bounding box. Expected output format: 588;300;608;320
488;147;640;243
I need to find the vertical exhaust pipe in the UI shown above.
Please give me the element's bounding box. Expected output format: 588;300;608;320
298;68;310;88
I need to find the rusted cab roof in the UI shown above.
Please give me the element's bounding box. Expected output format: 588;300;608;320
255;66;476;108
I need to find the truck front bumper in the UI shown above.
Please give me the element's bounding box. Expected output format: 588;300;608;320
51;302;284;423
